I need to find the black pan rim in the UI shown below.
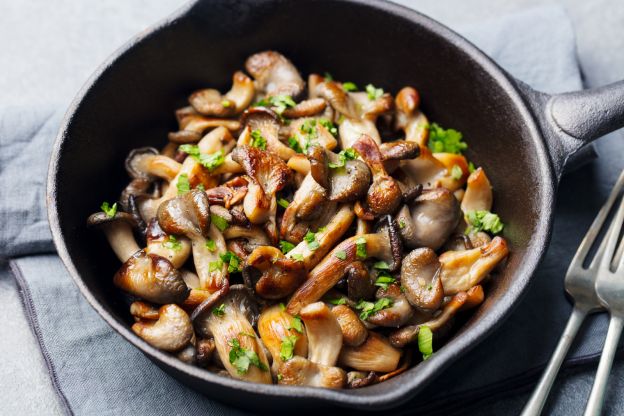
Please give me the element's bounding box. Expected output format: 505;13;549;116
46;0;556;409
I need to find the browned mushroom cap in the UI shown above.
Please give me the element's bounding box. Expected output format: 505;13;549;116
193;285;270;383
132;304;193;352
345;261;376;301
400;248;444;311
278;356;346;388
240;107;295;161
196;338;216;368
338;332;401;373
389;291;468;348
125;147;158;179
114;250;189;304
366;284;414;327
395;188;461;250
312;80;358;118
157;189;211;238
144;218;191;268
87;211;140;262
281;98;327;118
352;134;402;215
245;51;304;98
287;215;402;314
205;175;249;209
231;145;292;224
243;246;306;299
257;304;308;374
189;71;255;117
330;304;368;347
307;145;371;203
379;140;420;161
279;173;329;244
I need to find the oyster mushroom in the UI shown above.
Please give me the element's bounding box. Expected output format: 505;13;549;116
239;107;296;161
395;187;461;250
257;304;308;373
330;304;368;347
144;218;191;268
125;147;181;182
245;51;304;98
87;211;140;262
338;332;401;373
307;145;370;202
170;113;241;143
399;146;448;188
352;134;402;215
157;189;228;292
278;356;346;388
379;140;421;162
394;86;429;146
300;302;343;366
223;225;270;253
366;284;414;328
439;236;509;294
287;216;402;314
113;250;189;304
205;176;249;209
132;304;193;352
461;167;493;214
189;71;254;116
288;117;338;153
243;246;306;299
400;248;444;311
282;98;327;118
345;261;376;301
433;152;470;191
285;204;355;271
194;285;271;383
286;154;310;175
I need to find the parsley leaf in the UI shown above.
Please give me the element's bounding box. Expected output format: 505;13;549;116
277;198;290;209
327;297;347;305
287;136;303;153
101;201;117;218
228;338;268;374
163;235;182;251
318;118;338;136
304;231;320;251
427;123;467;154
220;251;242;273
209;258;224;272
280;335;298;361
291;253;304;262
365;83;384;100
334;250;347;260
328;148;359;169
342;82;358;92
211;214;229;231
177;174;191;195
221;100;231;107
269;95;296;115
288;316;304;334
205;239;216;251
279;240;296;254
418;325;434;360
373;261;390;270
465;210;505;235
179;144;224;171
355;298;393;320
355;237;367;259
468;161;476;173
399;219;406;229
250;129;267;150
212;304;226;317
451;164;463;180
374;273;396;290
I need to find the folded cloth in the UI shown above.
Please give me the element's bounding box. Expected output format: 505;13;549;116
3;4;623;415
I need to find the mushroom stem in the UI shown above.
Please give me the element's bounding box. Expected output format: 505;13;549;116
101;221;140;262
132;304;193;352
300;302;343;366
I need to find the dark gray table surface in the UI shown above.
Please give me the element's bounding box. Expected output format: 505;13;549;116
0;1;623;415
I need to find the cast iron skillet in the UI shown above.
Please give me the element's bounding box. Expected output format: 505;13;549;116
47;0;624;411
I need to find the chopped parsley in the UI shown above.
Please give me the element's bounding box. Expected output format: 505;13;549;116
342;82;358;92
101;201;117;218
277;198;290;209
334;250;347;260
373;261;390;270
318;118;338;136
280;335;298;361
291;253;304;262
177;173;191;195
355;237;367;259
196;183;206;191
365;83;384;100
250;129;267;150
162;235;182;251
228;338;268;374
466;210;504;235
205;239;216;252
221;100;231;107
355;298;393;320
399;219;406;229
451;164;463;180
212;304;226;317
468;161;476;173
179;144;225;171
327;297;347;305
427;123;467;154
287;136;303;153
304;231;320;251
210;214;229;231
209;258;223;272
328;148;359;169
277;374;283;381
220;251;242;273
279;240;296;254
288;316;304;334
279;303;286;311
254;95;296;116
374;273;396;290
418;325;434;360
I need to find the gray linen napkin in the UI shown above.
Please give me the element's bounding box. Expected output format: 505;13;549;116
3;5;623;415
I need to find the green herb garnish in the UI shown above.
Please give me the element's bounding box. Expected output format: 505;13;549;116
418;325;433;360
220;251;242;273
228;338;268;374
373;261;390;270
374;273;396;290
328;148;359;169
342;82;358;92
211;214;229;232
277;198;290;209
355;237;367;259
365;83;384;100
328;298;347;305
468;161;476;173
289;316;304;334
428;123;467;154
179;144;225;171
334;250;347;260
399;219;406;229
451;164;463;180
250;129;267;150
291;253;304;262
209;258;224;272
355;298;393;320
318;118;338;136
465;210;504;235
101;201;117;218
279;240;296;254
205;239;216;252
221;100;232;107
212;304;226;317
177;174;191;195
163;235;182;251
279;335;298;361
304;231;320;251
287;136;303;153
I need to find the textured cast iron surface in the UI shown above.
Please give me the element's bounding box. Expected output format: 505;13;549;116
45;0;622;411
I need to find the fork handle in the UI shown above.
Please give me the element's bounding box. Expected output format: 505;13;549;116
520;306;588;416
583;315;624;416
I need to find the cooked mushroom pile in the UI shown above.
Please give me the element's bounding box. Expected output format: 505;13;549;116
88;51;509;389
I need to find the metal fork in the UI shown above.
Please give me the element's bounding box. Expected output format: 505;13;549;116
583;185;624;416
521;170;624;416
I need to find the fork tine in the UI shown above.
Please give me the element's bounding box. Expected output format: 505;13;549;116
570;170;624;269
588;226;612;270
599;191;624;274
613;222;624;271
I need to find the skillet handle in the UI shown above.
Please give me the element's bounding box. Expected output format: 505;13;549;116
518;80;624;178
